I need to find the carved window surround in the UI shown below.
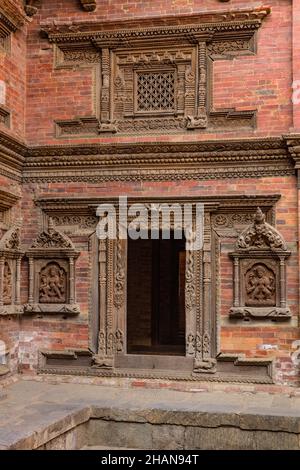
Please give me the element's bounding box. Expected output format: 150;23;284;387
24;218;80;316
229;208;291;321
40;7;270;137
0;1;26;53
0;223;24;316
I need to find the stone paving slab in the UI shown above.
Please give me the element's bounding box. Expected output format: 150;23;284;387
0;379;299;449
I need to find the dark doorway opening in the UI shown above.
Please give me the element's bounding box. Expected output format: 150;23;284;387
127;234;186;355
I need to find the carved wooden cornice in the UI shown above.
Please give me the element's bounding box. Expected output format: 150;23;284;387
36;194;281;214
23;137;294;183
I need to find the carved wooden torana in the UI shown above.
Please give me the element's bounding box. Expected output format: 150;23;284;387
229;208;291;320
25;218;80;315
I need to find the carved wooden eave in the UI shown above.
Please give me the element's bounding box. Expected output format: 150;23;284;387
23;137;294;183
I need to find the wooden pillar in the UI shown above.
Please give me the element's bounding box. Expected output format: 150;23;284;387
0;257;4;306
28;257;34;304
69;257;75;304
15;258;21;305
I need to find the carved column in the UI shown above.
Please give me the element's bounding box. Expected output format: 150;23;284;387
186;41;208;129
177;64;186;115
28;257;34;304
69;257;75;304
279;257;286;308
98;238;108;357
15;258;21;305
193;212;216;372
114;238;126;355
185;245;197;358
202;213;212;359
99;47;116;132
106;239;115;358
197;41;207;122
0;257;4;306
100;48;110;123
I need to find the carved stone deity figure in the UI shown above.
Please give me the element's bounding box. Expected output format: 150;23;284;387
39;263;66;303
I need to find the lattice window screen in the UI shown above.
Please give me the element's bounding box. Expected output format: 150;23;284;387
136;71;175;112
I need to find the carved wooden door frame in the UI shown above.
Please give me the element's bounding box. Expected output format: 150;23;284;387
92;198;217;374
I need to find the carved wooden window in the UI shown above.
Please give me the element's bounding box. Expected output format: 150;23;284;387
135;70;176;114
229;208;291;321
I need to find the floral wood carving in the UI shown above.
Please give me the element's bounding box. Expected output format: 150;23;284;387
32;218;73;249
229;208;291;321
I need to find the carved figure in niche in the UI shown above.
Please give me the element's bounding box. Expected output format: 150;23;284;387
39;263;66;303
3;262;12;305
245;264;275;306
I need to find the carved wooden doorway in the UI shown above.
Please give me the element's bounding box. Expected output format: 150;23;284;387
90;199;217;375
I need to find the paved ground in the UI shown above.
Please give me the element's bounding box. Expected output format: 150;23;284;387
0;379;300;449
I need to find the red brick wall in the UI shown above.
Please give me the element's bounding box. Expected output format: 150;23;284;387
25;0;293;145
0;1;299;388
